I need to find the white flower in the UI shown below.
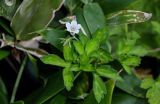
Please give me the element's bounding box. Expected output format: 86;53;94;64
66;20;81;35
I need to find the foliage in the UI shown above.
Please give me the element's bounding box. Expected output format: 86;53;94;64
0;0;159;104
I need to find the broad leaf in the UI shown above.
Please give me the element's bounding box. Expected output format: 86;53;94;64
93;74;107;103
83;3;106;34
41;28;66;51
11;0;65;40
24;71;65;104
41;54;70;67
107;10;152;26
96;0;138;14
49;94;66;104
0;0;17;20
116;74;146;98
112;92;147;104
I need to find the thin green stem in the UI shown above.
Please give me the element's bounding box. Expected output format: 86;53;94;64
10;56;27;103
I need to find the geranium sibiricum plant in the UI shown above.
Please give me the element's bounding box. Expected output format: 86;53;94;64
1;0;159;104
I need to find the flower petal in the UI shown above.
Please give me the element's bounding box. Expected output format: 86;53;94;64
71;20;78;26
66;22;71;32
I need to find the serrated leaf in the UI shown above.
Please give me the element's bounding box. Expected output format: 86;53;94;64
129;46;148;56
73;41;84;55
140;77;154;89
41;54;70;67
83;3;106;34
146;82;160;104
120;56;141;66
96;65;122;80
11;0;64;40
63;67;74;91
93;27;109;43
63;44;73;61
93;74;107;103
85;39;99;55
107;10;152;26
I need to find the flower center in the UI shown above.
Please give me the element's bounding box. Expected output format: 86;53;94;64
70;26;76;32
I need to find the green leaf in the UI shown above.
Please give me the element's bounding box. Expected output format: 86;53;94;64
24;71;65;104
75;8;90;36
151;21;160;34
0;0;17;20
80;53;90;65
49;94;66;104
146;82;160;104
0;17;14;35
70;64;80;72
11;101;24;104
120;56;141;66
116;74;146;98
100;80;115;104
140;77;155;89
84;92;98;104
41;54;70;67
85;39;99;55
98;50;112;63
0;50;10;60
112;92;147;104
73;41;84;55
96;65;122;80
41;28;66;51
64;0;81;13
80;64;94;72
81;0;93;4
96;0;137;14
83;3;106;34
0;78;8;104
93;74;107;103
11;0;64;40
63;44;73;61
79;34;89;46
128;46;148;56
107;10;152;26
93;27;109;43
63;67;74;91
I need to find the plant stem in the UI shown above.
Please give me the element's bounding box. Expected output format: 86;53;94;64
10;56;27;103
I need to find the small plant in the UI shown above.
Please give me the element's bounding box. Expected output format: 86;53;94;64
0;0;159;104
